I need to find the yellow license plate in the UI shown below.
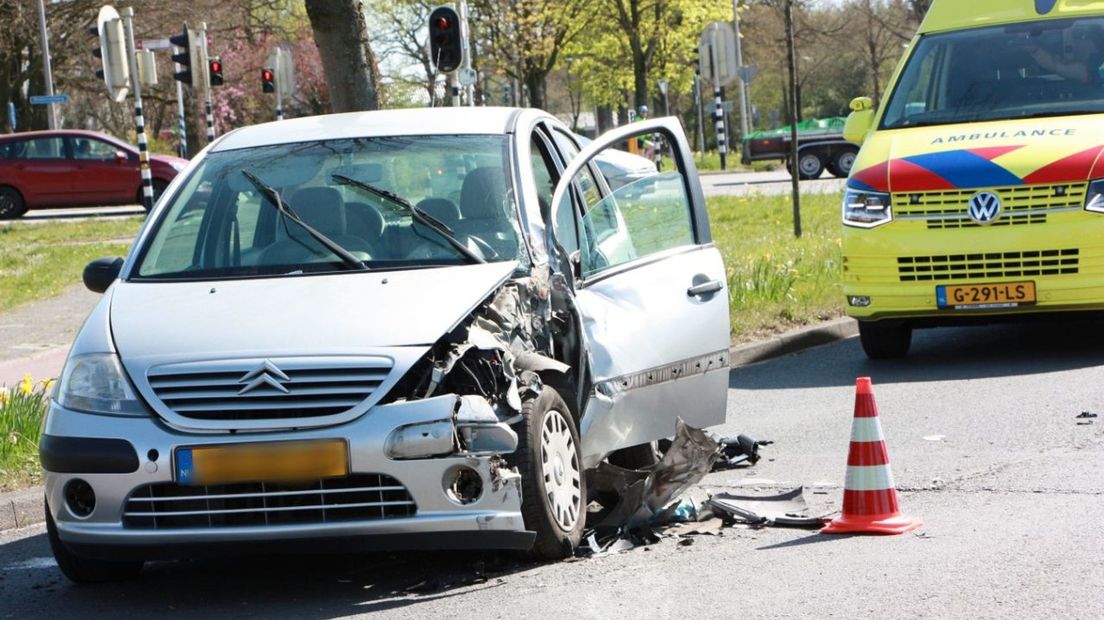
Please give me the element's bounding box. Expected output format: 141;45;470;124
175;440;348;486
937;281;1036;309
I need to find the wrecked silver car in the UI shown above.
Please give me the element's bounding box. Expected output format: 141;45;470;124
40;108;730;582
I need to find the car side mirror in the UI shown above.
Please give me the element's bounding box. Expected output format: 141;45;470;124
114;151;128;164
83;257;124;293
843;97;876;145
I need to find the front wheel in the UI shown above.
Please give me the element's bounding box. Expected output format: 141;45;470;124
793;151;825;180
0;185;27;219
46;501;143;583
509;388;586;559
858;320;913;359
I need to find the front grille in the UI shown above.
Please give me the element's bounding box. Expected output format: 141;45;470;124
123;474;416;529
147;359;392;421
893;183;1086;229
898;249;1080;282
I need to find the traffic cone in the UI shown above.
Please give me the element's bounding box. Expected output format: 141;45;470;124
822;377;922;535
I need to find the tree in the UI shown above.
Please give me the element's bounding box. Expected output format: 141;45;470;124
304;0;381;112
471;0;588;109
370;0;441;103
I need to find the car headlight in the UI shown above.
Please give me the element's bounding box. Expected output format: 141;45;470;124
57;353;145;416
842;188;892;228
169;161;187;172
1085;178;1104;213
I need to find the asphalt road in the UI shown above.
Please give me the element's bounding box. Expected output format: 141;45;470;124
700;169;847;197
2;321;1101;618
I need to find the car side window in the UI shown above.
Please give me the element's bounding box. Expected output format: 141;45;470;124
72;138;119;161
14;138;65;160
531;132;581;257
562;128;694;277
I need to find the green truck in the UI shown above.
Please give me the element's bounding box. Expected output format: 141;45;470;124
740;117;859;180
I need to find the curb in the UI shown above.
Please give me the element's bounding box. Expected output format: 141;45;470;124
728;317;858;368
0;318;860;533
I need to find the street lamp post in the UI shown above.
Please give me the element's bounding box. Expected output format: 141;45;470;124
35;0;58;129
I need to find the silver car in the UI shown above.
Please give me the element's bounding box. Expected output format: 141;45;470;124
42;108;730;582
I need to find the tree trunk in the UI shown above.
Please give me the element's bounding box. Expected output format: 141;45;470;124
305;0;380;113
784;0;801;238
597;105;614;133
525;71;546;110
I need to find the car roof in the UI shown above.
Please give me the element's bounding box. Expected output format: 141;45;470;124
0;129;128;145
211;107;528;152
919;0;1102;34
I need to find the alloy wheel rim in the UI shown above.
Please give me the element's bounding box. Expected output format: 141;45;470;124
800;155;820;176
839;152;856;173
540;409;581;532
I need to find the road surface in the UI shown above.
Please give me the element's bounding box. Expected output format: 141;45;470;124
700;169;847;198
2;320;1101;618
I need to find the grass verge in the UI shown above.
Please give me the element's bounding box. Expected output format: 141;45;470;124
695;150;778;173
0;376;51;491
0;217;144;313
707;193;843;343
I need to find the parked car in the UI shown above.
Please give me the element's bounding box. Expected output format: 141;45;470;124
574;133;658;189
0;129;188;218
41;108;730;582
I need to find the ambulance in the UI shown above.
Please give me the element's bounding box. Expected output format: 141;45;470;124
841;0;1104;358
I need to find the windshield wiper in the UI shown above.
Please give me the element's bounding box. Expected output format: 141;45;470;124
331;173;485;264
241;170;368;272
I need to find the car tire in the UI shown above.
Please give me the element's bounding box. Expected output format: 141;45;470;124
858;320;913;359
46;500;143;583
793;151;825;180
0;185;27;219
152;179;169;205
509;387;586;560
828;149;858;178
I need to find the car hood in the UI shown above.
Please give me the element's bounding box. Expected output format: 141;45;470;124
597;148;656;175
109;261;518;361
848;115;1104;193
150;154;189;168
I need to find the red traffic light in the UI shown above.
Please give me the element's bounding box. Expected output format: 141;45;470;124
261;67;275;93
436;17;450;30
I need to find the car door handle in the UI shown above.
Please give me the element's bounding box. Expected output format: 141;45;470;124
687;279;724;297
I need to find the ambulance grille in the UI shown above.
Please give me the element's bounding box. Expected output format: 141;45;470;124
898;249;1080;282
893;183;1086;229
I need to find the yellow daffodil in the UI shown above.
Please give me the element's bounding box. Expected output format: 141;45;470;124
18;374;34;395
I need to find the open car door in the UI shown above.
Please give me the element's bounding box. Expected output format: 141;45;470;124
548;118;730;468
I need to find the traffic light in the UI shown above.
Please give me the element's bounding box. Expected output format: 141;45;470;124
170;24;204;89
208;57;223;87
261;67;275;93
428;6;462;73
90;6;128;102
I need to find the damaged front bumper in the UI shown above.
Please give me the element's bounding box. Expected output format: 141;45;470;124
42;394;533;559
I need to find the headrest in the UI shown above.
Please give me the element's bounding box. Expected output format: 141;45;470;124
416;198;461;229
289;186;346;236
459;167;506;220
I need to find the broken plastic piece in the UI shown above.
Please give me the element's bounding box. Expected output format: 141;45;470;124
456;395;518;453
712;434;769;470
707;487;829;528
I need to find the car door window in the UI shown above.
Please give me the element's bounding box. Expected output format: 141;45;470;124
16;138;66;160
557;127;695;277
73;138;119;161
531;132;582;257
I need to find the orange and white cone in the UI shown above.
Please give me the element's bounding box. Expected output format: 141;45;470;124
821;377;922;535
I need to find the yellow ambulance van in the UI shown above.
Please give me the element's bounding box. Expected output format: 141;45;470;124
842;0;1104;358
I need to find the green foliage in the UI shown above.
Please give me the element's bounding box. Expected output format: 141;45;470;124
0;376;50;491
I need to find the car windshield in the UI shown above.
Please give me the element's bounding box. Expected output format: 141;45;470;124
133;135;521;280
882;17;1104;129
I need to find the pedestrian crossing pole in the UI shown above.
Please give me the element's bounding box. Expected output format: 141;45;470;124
173;47;188;158
709;41;727;170
120;7;154;211
199;23;215;143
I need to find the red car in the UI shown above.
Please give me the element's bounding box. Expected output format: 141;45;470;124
0;129;188;219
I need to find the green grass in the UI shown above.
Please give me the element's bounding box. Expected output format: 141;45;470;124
695;151;777;173
0;377;50;491
0;218;144;313
707;193;844;342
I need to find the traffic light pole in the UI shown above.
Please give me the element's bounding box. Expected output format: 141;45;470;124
709;42;727;170
172;46;188;158
199;23;215;143
694;63;705;156
35;0;58;129
120;7;153;211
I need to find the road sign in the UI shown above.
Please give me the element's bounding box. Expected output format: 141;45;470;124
267;48;295;99
137;38;172;50
738;64;759;84
699;22;738;87
457;67;477;87
29;94;69;105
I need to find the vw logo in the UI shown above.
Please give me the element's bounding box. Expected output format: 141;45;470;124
968;191;1002;224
